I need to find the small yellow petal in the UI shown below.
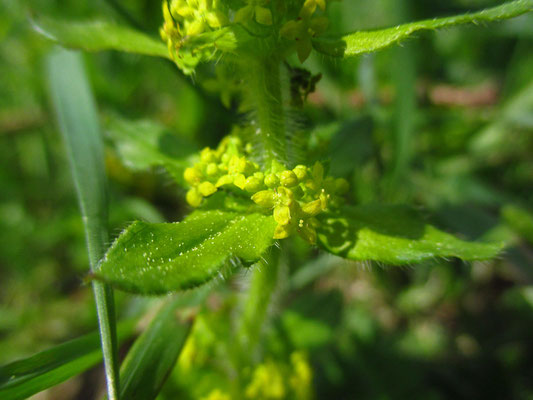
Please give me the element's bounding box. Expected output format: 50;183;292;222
293;165;308;181
198;181;217;196
186;188;203;207
312;161;324;182
215;174;233;187
273;224;292;239
233;173;246;189
296;37;313;63
280;20;300;40
310;17;329;35
277;186;294;206
235;5;254;23
255;6;272;25
206;163;219;176
300;0;317;19
301;199;322;216
274;205;291;225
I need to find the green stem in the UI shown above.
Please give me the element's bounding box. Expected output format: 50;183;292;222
238;247;281;357
244;56;287;166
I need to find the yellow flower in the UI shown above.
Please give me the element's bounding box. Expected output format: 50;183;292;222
290;352;313;400
245;360;286;399
170;0;228;36
201;389;231;400
235;0;273;26
280;170;298;187
280;14;329;62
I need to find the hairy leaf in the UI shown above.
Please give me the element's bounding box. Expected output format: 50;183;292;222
0;322;134;400
33;18;169;58
104;115;198;185
313;0;533;58
95;211;277;294
317;205;503;264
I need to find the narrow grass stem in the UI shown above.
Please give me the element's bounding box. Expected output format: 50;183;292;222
47;49;119;400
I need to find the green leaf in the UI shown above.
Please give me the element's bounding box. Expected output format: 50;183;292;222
118;292;204;400
502;205;533;244
0;322;134;400
313;0;533;58
104;114;198;185
47;49;119;399
95;210;277;294
317;205;503;264
33;17;169;58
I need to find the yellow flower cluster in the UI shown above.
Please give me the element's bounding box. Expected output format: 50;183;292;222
160;0;228;74
161;0;227;38
244;352;313;400
183;136;348;244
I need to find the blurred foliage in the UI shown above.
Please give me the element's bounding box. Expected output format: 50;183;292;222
1;0;532;399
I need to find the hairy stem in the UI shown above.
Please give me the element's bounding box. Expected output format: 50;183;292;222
244;56;287;166
238;247;280;356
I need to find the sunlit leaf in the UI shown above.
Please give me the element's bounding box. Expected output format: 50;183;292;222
0;322;134;400
33;18;169;58
317;205;503;264
95;210;277;294
313;0;533;58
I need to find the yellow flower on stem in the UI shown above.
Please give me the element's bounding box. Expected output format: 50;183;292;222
235;0;273;26
170;0;228;36
280;13;329;62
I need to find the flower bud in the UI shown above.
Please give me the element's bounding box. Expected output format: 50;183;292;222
335;178;349;194
245;176;262;192
200;147;217;163
280;170;298;187
206;163;219;176
184;167;202;185
264;173;279;188
251;190;275;208
293;165;308;181
198;181;217;197
186;187;203;207
229;155;247;174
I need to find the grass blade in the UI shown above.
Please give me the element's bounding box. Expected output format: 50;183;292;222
46;49;119;399
118;291;206;400
0;323;134;400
